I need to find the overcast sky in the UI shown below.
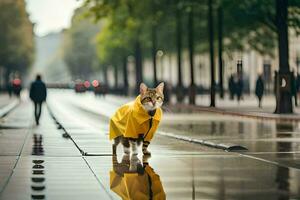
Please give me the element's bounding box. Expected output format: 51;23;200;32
25;0;83;37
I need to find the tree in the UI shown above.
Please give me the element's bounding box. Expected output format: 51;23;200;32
0;0;34;86
219;0;299;113
82;0;300;107
187;6;196;104
96;18;132;92
208;0;216;107
217;6;224;99
63;7;101;79
275;0;292;113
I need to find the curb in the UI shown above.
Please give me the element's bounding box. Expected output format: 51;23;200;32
0;100;19;118
158;131;248;152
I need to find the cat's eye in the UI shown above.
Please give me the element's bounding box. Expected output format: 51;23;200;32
156;97;162;100
144;97;151;101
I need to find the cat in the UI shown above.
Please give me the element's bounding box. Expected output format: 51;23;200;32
109;82;164;156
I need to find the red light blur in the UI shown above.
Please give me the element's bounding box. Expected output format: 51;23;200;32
84;81;90;88
92;80;99;87
13;79;21;85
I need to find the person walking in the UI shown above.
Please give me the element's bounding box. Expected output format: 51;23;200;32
30;74;47;125
255;75;264;108
236;77;243;103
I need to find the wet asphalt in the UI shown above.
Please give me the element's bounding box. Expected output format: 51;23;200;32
0;90;300;199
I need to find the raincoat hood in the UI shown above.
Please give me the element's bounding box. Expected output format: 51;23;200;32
109;95;162;142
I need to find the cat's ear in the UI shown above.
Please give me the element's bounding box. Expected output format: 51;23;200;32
156;82;164;93
140;83;148;95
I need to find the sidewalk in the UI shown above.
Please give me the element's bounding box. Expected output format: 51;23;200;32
0;100;112;199
0;94;19;118
1;91;300;199
104;93;300;121
0;93;11;109
53;89;300;120
170;94;300;121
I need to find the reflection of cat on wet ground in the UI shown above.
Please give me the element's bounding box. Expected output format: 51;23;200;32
109;83;164;156
112;154;144;175
110;155;166;199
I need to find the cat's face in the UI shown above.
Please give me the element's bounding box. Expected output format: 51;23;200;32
140;82;164;111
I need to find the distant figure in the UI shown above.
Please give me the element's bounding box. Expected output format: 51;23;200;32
12;78;22;98
236;77;244;102
7;81;13;97
296;73;300;101
30;75;47;125
162;81;171;105
255;75;264;108
228;75;235;100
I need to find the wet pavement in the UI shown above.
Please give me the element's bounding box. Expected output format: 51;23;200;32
0;90;300;199
0;94;12;109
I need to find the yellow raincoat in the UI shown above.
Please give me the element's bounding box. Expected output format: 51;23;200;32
109;95;162;142
110;165;166;200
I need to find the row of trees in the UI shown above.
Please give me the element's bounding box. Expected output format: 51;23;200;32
0;0;34;88
63;7;101;79
63;0;300;113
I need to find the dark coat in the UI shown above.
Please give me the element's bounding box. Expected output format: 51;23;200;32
30;80;47;102
236;79;243;97
255;77;264;99
291;74;297;96
228;76;235;95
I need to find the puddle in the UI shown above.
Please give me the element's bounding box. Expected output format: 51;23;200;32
160;120;300;153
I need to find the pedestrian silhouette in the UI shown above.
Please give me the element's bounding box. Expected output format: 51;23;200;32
30;75;47;125
255;75;264;108
228;75;235;100
236;77;244;102
296;73;300;102
12;78;22;97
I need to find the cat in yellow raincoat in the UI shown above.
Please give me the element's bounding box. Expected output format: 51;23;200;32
109;83;164;156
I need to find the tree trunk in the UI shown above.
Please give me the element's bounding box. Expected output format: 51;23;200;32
103;66;108;85
218;6;224;99
188;7;196;105
114;65;118;89
0;67;2;90
274;0;293;113
123;56;129;95
176;2;184;103
152;25;158;86
135;40;143;94
208;0;216;107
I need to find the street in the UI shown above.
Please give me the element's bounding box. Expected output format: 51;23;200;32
0;90;299;200
1;0;300;199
